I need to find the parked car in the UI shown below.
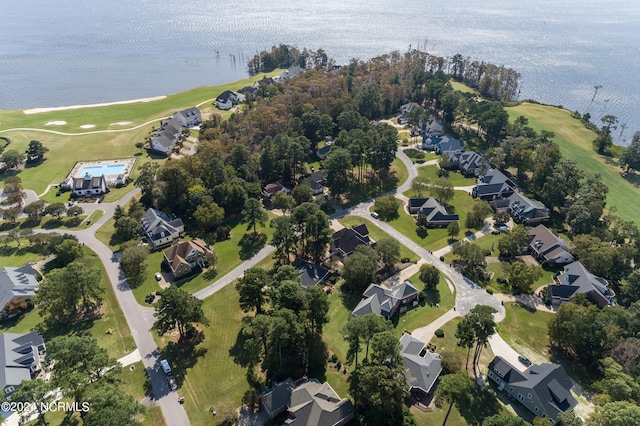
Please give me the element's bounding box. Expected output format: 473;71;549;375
371;211;380;219
160;359;172;375
167;375;177;390
495;225;511;232
518;354;532;366
155;272;162;281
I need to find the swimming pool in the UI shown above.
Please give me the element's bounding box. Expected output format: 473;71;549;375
76;163;126;177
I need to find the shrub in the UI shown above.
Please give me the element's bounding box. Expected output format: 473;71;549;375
331;354;339;363
435;329;445;338
401;257;411;263
440;256;445;262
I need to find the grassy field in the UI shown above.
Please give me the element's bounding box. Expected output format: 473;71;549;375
0;241;49;268
337;216;419;263
0;209;103;232
507;102;640;223
496;302;554;360
153;284;250;426
414;164;477;188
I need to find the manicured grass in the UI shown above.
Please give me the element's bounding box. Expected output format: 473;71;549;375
0;210;104;232
497;302;554;358
396;272;455;336
450;81;479;94
117;361;152;403
415;164;477;187
507;102;640;223
156;284;250;426
0;307;42;335
0;242;49;268
486;259;556;294
95;215;118;251
138;407;167;426
80;248;136;359
337;216;418;262
391;156;409;188
131;251;165;305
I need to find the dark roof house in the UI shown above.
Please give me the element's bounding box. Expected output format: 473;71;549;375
215;90;239;110
300;171;327;195
488;356;577;422
173;107;201;127
549;261;615;307
400;333;442;395
261;378;354;425
71;174;107;196
526;225;573;265
445;151;488;176
331;224;374;258
0;332;46;396
351;281;419;318
505;192;550;223
141;208;185;250
408;198;459;227
149;117;183;156
422;136;464;154
472;169;518;200
0;265;39;314
295;261;330;290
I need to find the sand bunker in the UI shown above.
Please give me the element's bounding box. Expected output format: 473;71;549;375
23;96;166;115
45;121;67;126
110;121;133;126
80;124;95;129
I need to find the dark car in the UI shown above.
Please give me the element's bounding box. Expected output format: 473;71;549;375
518;354;532;366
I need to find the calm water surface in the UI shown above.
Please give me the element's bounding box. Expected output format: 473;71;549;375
1;0;639;142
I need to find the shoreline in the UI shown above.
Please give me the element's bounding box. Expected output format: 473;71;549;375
23;96;167;115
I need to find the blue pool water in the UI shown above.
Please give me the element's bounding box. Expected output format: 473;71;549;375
77;164;126;177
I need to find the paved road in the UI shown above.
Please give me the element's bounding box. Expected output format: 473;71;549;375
194;245;276;300
31;186;189;425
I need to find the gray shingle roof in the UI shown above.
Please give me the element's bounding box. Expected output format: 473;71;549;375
352;281;418;318
400;333;442;394
0;265;39;311
0;332;45;394
553;261;615;307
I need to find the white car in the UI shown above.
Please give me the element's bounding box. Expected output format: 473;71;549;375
371;212;380;219
155;272;162;281
496;225;511;232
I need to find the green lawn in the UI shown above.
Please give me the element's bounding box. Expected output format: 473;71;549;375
391;156;409;189
507;102;640;223
95;215;119;251
337;216;418;262
496;302;554;359
486;259;556;294
450;81;479;95
0;241;49;268
0;210;104;232
154;284;250;426
396;271;455;336
414;164;477;187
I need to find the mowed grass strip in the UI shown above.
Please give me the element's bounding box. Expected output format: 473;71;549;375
507;102;640;223
496;302;554;358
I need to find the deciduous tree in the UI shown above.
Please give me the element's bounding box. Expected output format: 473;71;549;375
342;245;379;293
435;372;474;426
153;286;209;341
376;238;400;269
236;267;270;315
373;195;401;221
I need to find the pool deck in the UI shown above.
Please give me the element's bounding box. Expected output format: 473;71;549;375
66;158;136;184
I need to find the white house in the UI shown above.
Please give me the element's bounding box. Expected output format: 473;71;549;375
149;117;182;156
173;107;201;128
215;90;239;110
72;174;107;196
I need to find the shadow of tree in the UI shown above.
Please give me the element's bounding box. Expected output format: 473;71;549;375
239;233;267;260
338;285;362;311
458;384;504;425
621;171;640;187
423;288;441;307
228;317;254;368
161;334;208;387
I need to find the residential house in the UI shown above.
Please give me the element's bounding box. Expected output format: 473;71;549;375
262;182;292;199
316;144;332;160
549;261;616;308
492;192;550;223
472;169;518;200
173;107;201;128
253;77;275;88
330;224;374;258
423;116;445;137
237;86;257;101
71;173;107;196
0;265;39;315
261;378;354;425
215;90;239;110
149;117;183;156
351;281;419;318
141;208;185;250
526;225;573;265
163;238;212;279
400;333;442;395
277;66;304;81
295;261;330;290
445;151;487;176
422;136;464;154
408;198;459;227
398;103;416;124
300;171;327;196
0;332;46;397
488;356;577;423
